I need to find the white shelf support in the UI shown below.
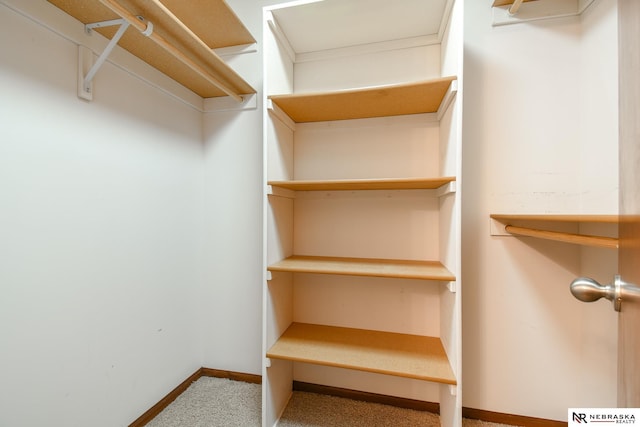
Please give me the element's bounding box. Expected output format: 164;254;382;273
204;93;257;113
449;384;457;396
267;100;296;132
85;18;127;32
436;80;458;121
266;15;296;64
78;18;131;100
266;185;296;199
447;281;457;293
435;181;457;198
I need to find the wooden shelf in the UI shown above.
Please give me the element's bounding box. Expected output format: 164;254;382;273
268;77;457;123
491;214;619;249
48;0;256;98
268;177;456;192
268;255;455;281
492;0;537;6
267;322;456;384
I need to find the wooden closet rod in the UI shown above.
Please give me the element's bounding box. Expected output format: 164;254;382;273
97;0;244;102
504;225;619;249
509;0;525;14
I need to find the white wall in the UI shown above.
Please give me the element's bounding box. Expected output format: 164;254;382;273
0;2;204;426
462;0;618;421
199;0;282;377
0;0;622;424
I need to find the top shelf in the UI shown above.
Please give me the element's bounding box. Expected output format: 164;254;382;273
48;0;256;98
268;77;457;123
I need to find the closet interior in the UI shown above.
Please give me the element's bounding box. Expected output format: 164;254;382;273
262;0;463;425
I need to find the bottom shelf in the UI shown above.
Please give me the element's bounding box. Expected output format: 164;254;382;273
268;255;455;281
266;322;456;385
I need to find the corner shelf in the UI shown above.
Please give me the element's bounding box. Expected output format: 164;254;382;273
268;177;456;192
268;255;455;281
48;0;256;98
268;77;457;123
266;322;457;385
491;214;619;249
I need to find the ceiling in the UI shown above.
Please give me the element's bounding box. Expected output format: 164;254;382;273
270;0;451;54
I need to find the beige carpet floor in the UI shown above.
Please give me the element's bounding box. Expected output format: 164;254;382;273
146;377;519;427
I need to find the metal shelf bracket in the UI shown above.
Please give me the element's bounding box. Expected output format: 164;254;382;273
78;18;131;100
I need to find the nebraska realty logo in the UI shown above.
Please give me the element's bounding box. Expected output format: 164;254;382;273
569;408;639;425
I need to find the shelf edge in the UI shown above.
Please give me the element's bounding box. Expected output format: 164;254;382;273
267;255;456;281
268;77;457;123
267;177;457;192
266;323;457;385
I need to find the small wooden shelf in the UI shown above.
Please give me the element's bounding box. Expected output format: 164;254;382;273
48;0;256;98
268;177;456;192
268;255;455;281
267;322;456;384
491;214;619;249
268;77;457;123
492;0;537;6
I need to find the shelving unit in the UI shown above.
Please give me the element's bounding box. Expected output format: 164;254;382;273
47;0;256;98
491;214;619;249
263;1;463;426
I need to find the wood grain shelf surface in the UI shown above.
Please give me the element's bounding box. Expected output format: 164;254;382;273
267;322;456;384
48;0;256;98
491;214;619;249
268;177;456;192
268;255;455;281
492;0;537;6
268;77;457;123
